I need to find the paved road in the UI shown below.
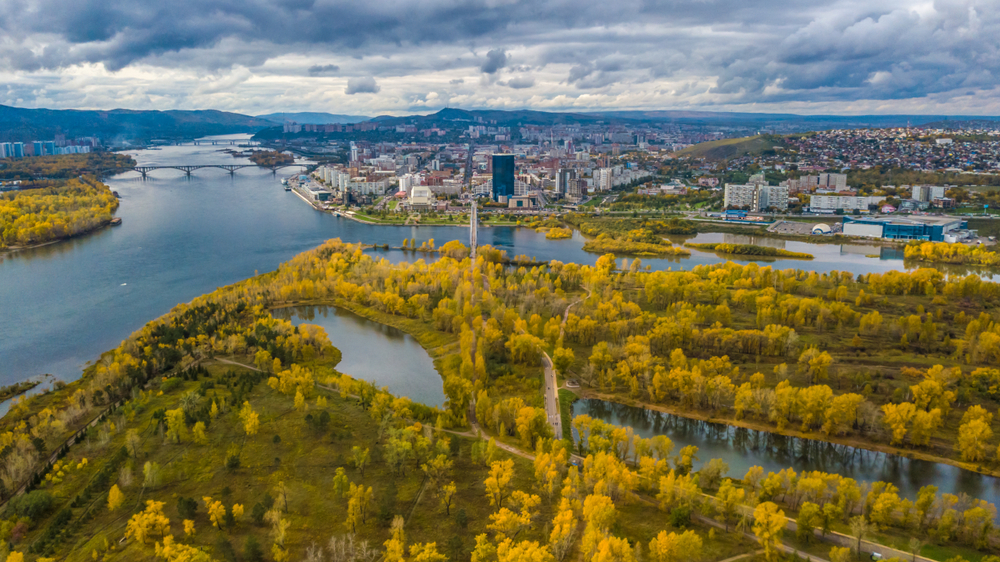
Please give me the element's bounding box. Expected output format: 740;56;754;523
541;353;562;439
540;296;584;440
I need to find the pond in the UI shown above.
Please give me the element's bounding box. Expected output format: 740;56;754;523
573;398;1000;506
272;305;446;408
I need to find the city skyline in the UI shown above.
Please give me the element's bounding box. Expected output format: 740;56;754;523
1;0;999;116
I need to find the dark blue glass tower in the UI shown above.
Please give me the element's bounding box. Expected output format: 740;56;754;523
492;154;515;201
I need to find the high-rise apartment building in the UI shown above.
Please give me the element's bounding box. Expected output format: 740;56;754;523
756;185;789;211
492;154;515;201
724;183;788;211
556;168;576;196
912;185;947;202
817;173;847;190
723;184;756;209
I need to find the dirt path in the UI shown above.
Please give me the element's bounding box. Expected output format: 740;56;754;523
715;550;763;562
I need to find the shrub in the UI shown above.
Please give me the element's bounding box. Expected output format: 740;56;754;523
225;452;241;472
177;496;198;519
215;536;237;562
251;502;266;525
244;536;264;562
670;506;691;528
160;378;182;393
11;490;53;519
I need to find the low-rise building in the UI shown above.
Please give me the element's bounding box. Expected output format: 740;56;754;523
842;216;966;241
409;186;434;210
508;195;538;209
809;195;883;212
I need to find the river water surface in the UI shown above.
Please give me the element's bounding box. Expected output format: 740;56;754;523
573;398;1000;507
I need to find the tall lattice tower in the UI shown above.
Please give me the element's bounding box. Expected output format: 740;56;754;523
470;199;478;261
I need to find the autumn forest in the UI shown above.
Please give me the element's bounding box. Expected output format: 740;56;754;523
3;236;1000;562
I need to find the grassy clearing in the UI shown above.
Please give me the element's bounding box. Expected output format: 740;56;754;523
674;135;782;161
21;361;537;562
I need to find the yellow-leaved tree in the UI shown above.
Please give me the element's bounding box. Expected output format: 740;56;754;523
752;502;786;562
107;484;124;512
239;401;260;439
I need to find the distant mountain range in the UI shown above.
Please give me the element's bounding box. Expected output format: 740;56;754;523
4;104;999;146
587;110;1000;129
372;108;1000;130
0;105;272;144
256;112;371;124
370;107;612;127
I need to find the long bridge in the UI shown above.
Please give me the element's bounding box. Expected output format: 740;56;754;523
120;163;309;178
147;139;263;147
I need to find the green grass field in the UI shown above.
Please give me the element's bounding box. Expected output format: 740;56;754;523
674;135;783;161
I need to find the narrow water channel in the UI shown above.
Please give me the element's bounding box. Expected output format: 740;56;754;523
573;398;1000;506
271;305;446;408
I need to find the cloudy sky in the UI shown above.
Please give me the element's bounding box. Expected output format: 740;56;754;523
1;0;999;116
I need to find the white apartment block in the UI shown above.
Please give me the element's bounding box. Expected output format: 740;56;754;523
757;185;789;211
809;195;883;211
912;185;947;202
724;184;788;211
317;165;390;195
723;184;757;209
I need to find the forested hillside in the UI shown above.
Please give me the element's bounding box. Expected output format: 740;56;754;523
0;105;271;143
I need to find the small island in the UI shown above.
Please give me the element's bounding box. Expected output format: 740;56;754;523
544;227;572;239
249;149;294;167
583;234;691;256
1;177;121;251
685;242;814;259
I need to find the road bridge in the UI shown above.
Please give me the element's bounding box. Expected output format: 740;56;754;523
107;163;309;178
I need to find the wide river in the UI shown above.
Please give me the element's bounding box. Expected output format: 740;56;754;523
0;135;990;389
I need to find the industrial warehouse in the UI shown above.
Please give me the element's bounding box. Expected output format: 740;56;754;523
841;215;972;242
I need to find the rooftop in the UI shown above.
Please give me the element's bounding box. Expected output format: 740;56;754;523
844;215;963;227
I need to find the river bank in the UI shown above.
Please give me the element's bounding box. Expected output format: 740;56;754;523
0;378;43;403
0;217;117;255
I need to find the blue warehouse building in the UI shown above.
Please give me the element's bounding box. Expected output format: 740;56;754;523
842;216;967;242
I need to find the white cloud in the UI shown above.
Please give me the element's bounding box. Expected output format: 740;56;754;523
1;0;999;115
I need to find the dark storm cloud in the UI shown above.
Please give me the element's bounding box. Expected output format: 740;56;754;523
308;64;340;75
480;49;508;74
2;0;1000;106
